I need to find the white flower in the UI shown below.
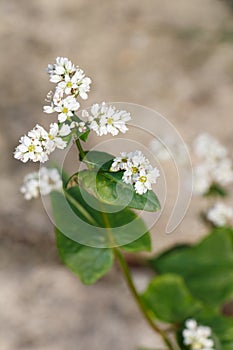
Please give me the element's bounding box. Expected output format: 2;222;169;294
47;57;76;83
14;125;49;163
45;123;67;153
14;123;70;164
20;167;62;200
110;150;160;195
57;69;91;99
134;167;160;195
207;202;233;227
44;94;80;123
83;102;131;136
183;319;214;350
59;123;72;137
47;57;91;100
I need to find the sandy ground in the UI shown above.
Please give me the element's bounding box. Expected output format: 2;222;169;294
1;0;233;349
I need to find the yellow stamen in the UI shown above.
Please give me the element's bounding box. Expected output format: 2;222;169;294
48;134;54;140
28;144;35;152
107;117;113;125
62;107;69;114
66;81;72;88
139;176;147;183
131;166;138;174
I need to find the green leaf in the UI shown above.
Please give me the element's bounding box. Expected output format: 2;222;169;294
141;274;202;324
69;170;160;212
83;150;114;171
51;186;151;251
121;232;151;253
149;227;233;307
56;228;113;284
79;129;90;142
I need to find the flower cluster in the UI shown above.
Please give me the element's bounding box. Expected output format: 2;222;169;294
206;202;233;227
14;123;70;163
14;57;132;165
82;102;131;136
20;167;62;200
193;133;233;195
182;319;215;350
46;56;91;99
43;57;91;134
110;150;160;195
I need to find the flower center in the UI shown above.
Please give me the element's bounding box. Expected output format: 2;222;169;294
62;107;69;114
66;81;72;88
107;117;113;125
48;134;54;140
131;166;138;174
139;176;147;183
122;158;128;163
28;144;35;152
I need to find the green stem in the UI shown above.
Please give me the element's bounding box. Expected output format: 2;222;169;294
64;191;98;226
113;248;175;350
75;138;86;161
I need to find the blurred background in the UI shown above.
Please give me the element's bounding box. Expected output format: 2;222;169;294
1;0;233;349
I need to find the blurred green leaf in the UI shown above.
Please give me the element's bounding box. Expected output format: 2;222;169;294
149;227;233;307
205;183;228;197
141;274;202;324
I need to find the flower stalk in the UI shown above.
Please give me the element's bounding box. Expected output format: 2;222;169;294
113;248;176;350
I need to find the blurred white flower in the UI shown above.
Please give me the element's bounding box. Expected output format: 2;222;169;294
183;319;214;350
150;138;188;165
212;158;233;186
207;202;233;227
20;167;62;200
193;133;233;195
193;164;212;195
110;150;160;195
193;133;227;161
83;102;131;136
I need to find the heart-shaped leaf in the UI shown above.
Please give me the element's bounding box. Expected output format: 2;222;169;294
141;274;202;324
51;187;151;251
149;227;233;307
56;228;113;284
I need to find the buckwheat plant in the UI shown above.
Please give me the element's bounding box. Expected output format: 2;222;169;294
15;58;233;350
